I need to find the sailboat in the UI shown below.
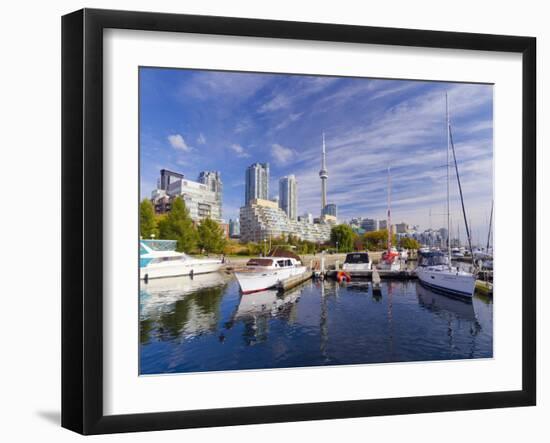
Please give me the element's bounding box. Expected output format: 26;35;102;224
416;94;476;298
378;167;401;271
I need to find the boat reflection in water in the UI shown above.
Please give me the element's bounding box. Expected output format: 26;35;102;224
416;282;482;338
417;282;477;322
139;272;229;344
228;287;302;346
140;275;493;374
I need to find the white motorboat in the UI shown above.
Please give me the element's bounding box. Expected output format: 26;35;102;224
342;252;372;272
451;247;464;258
234;257;307;294
415;94;476;299
140;239;223;280
416;251;476;298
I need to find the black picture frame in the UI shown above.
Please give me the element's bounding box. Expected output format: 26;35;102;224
61;8;536;435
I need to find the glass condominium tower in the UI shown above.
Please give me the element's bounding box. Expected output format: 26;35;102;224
245;162;270;205
279;175;298;220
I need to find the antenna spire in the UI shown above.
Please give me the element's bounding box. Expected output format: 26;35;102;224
319;132;328;214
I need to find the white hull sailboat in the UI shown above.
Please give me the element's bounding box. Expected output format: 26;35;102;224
234;257;307;294
416;263;476;298
416;94;476;299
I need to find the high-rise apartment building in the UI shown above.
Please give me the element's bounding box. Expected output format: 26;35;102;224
279;175;297;220
245;163;269;205
198;171;223;217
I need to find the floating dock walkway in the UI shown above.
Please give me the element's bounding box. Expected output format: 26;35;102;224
276;271;313;292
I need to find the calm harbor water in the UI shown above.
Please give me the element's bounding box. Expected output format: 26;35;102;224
139;273;493;374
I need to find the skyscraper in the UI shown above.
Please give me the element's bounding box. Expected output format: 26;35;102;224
198;171;223;215
245;162;269;205
279;175;298;220
319;133;328;216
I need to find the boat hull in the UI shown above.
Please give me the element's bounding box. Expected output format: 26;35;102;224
377;261;401;271
140;260;223;280
235;266;307;294
343;262;372;272
416;267;476;298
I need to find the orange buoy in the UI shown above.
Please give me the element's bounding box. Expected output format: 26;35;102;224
336;271;351;283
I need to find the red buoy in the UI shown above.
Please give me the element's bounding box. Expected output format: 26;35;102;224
336;271;351;283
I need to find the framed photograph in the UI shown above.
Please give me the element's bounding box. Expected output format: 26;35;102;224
62;8;536;434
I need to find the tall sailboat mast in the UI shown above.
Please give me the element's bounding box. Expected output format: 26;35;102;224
387;167;392;251
486;200;494;251
446;93;451;267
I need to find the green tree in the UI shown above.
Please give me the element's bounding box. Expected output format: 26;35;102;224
158;197;198;252
363;229;397;250
198;218;227;253
139;199;158;239
399;237;421;250
330;224;355;252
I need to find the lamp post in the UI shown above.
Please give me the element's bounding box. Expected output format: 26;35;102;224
263;238;267;257
336;241;339;254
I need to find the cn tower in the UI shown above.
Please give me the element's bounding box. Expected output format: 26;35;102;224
319;132;328;215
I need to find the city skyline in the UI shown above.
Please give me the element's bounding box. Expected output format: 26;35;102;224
140;68;493;240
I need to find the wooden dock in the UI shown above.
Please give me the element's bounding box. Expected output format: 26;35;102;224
372;268;382;294
475;279;493;296
276;271;313;292
326;269;417;280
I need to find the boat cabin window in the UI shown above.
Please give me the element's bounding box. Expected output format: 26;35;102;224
151;256;183;264
344;253;370;264
276;259;293;267
418;253;448;267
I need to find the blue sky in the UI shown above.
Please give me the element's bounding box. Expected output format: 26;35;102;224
140;67;493;244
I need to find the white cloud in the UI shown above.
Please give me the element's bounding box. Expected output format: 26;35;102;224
180;71;269;101
197;133;206;144
284;83;493;230
258;94;291;113
234;119;252;133
229;143;250;158
271;143;295;165
273;112;303;132
167;134;192;152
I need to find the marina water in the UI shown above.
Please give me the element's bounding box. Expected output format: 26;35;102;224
140;273;492;374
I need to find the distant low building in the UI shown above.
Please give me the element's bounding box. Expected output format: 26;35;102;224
298;212;313;224
320;214;338;225
239;199;331;243
378;220;396;234
361;218;379;232
322;203;337;218
396;222;413;234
